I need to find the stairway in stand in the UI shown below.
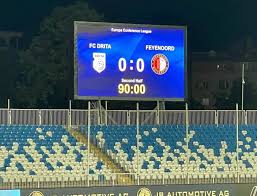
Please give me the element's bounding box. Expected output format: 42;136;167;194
69;129;135;185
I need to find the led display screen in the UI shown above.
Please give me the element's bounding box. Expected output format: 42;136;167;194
74;22;187;101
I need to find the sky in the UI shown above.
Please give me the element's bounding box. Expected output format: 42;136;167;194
0;0;256;51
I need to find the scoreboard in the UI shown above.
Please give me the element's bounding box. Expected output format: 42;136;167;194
74;22;187;101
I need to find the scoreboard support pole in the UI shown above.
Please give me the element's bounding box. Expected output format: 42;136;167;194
185;103;189;184
94;100;111;125
95;100;124;125
236;103;239;183
91;100;106;125
159;101;166;110
68;100;72;129
8;99;11;125
87;101;91;187
157;101;160;125
98;100;102;124
157;101;166;125
105;101;108;125
136;102;140;185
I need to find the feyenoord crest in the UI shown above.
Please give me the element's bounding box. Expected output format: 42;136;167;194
151;54;169;75
93;53;106;73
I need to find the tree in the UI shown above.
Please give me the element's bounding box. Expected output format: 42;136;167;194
15;2;103;108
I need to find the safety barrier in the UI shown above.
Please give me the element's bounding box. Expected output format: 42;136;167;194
0;108;256;125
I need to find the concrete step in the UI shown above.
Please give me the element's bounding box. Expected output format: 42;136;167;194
69;129;134;185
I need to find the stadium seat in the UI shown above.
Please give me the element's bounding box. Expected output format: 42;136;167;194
0;125;111;184
84;124;256;180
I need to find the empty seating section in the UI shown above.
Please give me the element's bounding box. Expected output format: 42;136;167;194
88;125;187;179
88;124;257;179
188;125;237;179
0;125;111;184
239;125;257;177
1;124;257;184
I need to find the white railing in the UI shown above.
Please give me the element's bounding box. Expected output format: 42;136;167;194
0;173;257;189
1;106;257;189
1;108;257;125
0;109;8;124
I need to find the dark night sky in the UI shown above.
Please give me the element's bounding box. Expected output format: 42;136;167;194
0;0;256;51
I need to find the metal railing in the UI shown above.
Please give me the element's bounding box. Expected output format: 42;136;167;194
1;108;257;125
1;106;257;189
1;174;257;189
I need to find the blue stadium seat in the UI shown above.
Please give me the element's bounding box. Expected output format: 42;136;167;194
86;124;257;179
0;125;111;183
